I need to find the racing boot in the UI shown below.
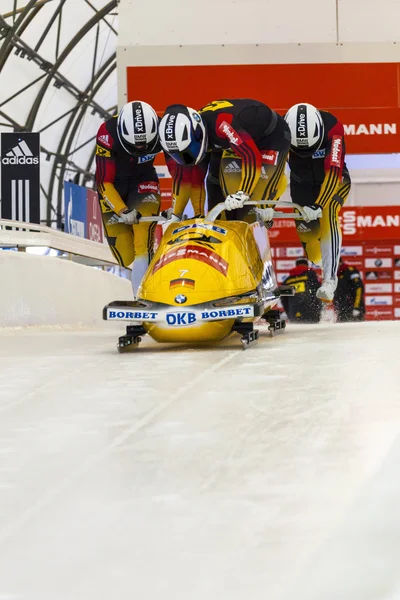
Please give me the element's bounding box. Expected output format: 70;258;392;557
316;277;337;302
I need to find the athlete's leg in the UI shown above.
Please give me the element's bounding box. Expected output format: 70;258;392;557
319;197;342;281
319;177;351;282
127;181;161;296
99;195;135;269
290;183;322;267
218;149;244;221
206;173;225;213
205;153;224;213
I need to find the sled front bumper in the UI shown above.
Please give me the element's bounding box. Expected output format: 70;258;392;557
103;299;266;325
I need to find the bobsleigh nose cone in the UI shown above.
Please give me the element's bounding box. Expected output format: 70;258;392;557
175;294;187;304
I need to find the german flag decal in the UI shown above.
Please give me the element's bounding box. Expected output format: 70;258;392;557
169;278;195;290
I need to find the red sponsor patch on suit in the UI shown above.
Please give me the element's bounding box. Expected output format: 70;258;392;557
138;181;159;194
97;123;113;148
329;135;343;168
217;121;243;146
261;151;279;165
153;245;228;276
98;134;112;148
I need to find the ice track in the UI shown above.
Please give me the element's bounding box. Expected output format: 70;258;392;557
0;322;400;600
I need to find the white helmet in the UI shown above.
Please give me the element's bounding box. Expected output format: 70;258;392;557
159;104;208;165
285;103;324;156
117;100;159;155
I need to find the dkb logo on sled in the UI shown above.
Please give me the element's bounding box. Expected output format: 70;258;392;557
166;312;196;326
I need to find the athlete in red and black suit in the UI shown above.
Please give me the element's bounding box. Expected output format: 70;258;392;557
95;101;161;296
281;258;322;324
158;99;291;223
285;103;351;302
333;258;365;322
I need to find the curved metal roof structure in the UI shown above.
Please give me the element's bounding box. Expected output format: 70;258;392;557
0;0;118;227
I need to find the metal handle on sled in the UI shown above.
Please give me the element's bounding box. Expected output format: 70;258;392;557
116;215;167;224
206;201;308;222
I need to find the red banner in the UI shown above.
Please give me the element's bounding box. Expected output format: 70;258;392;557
127;62;400;154
86;189;104;243
270;206;400;320
269;206;400;244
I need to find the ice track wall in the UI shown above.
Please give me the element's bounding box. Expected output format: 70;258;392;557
0;252;132;327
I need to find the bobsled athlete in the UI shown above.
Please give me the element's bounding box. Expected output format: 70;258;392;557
281;258;322;324
333;257;365;322
284;103;351;302
95;100;161;296
158;99;291;224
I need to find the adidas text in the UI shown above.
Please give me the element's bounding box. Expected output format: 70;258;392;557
2;156;39;165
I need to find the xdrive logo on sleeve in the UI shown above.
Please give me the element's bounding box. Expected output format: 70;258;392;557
1;140;39;165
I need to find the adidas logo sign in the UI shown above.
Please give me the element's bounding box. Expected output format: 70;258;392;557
297;223;311;233
1;140;39;165
224;161;241;174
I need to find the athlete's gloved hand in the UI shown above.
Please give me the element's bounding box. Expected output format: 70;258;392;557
224;191;250;211
352;309;361;318
253;207;274;229
302;204;323;223
254;207;274;222
119;208;141;225
161;209;181;225
161;208;174;219
161;211;181;234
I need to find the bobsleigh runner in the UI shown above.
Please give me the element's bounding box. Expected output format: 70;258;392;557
103;201;308;352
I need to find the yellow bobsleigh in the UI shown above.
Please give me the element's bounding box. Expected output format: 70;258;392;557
103;201;304;351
